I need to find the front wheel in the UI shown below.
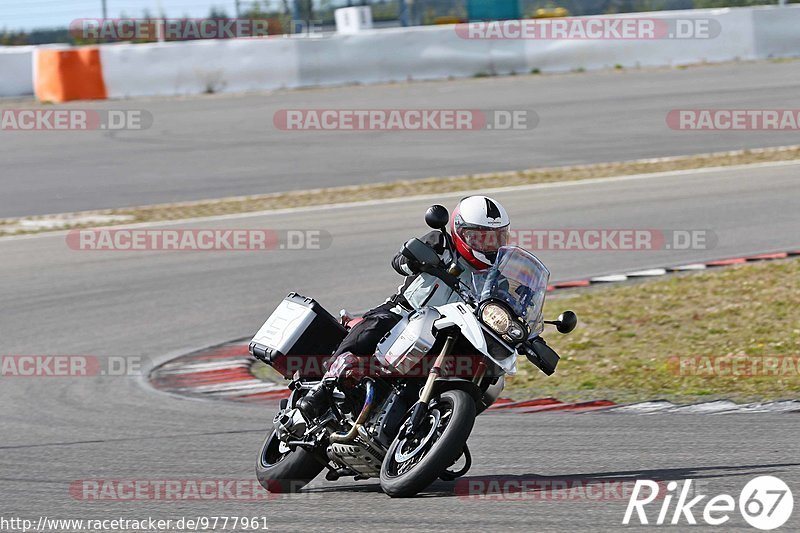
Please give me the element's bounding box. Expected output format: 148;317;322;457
380;390;476;497
255;429;324;493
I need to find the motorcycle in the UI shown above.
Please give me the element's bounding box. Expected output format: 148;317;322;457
248;205;577;497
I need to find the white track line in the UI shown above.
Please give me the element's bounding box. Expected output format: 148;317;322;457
177;379;281;394
152;360;252;375
668;264;708;271
626;268;668;277
4;159;800;242
590;274;629;283
602;400;800;414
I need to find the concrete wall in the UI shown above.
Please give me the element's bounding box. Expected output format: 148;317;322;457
4;6;799;100
98;6;800;99
751;5;800;58
100;38;300;98
0;46;34;97
520;8;757;72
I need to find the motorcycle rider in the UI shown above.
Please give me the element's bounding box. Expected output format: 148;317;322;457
299;195;511;417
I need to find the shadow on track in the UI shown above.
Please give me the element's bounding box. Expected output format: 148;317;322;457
304;462;800;498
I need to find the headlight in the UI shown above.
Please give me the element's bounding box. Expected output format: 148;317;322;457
481;303;511;335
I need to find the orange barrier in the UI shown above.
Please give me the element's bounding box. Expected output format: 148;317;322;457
34;48;107;102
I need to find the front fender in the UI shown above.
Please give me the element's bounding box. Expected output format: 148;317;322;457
432;378;482;402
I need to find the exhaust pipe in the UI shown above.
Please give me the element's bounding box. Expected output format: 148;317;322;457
329;378;375;444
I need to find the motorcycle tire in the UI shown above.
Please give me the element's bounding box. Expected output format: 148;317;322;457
380;389;476;498
255;429;324;493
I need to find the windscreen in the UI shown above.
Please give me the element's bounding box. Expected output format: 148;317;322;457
472;246;550;337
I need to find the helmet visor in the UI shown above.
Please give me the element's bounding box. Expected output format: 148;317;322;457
457;226;510;253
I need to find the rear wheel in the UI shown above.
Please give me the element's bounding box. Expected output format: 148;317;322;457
380;390;476;497
255;429;324;493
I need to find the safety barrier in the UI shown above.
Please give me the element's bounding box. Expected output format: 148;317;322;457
4;5;798;102
0;46;35;97
33;46;107;102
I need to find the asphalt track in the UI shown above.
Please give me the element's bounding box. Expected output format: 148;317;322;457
2;60;800;218
1;161;799;530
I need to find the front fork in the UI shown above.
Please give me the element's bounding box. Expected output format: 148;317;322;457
405;335;455;434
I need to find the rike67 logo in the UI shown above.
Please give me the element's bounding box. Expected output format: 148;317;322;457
623;476;793;530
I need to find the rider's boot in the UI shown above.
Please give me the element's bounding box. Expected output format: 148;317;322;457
298;352;368;419
298;381;330;419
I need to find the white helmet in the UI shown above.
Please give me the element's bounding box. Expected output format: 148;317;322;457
451;195;511;269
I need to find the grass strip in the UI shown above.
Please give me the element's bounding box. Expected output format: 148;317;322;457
3;145;799;237
510;258;800;403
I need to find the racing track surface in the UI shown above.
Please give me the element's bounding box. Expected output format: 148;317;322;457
2;60;800;218
1;162;799;530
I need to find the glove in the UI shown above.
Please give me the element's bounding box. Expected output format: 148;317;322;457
520;337;560;376
400;258;422;276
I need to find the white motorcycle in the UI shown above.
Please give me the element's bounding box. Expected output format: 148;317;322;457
250;205;577;497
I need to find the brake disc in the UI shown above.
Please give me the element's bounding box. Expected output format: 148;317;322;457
394;409;441;463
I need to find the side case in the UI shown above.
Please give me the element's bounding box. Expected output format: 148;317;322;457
249;292;347;378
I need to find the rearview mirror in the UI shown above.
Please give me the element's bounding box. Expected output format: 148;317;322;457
555;311;577;334
402;238;441;266
425;205;449;230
